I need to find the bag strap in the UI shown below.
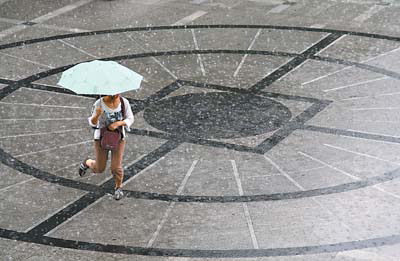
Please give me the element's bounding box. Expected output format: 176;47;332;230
120;96;125;119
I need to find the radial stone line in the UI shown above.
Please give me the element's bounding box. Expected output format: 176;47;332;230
302;125;400;144
249;33;343;92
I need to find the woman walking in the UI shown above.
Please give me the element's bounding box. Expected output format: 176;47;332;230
78;94;134;200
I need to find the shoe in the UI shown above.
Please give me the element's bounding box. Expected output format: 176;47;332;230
79;158;89;177
114;188;124;200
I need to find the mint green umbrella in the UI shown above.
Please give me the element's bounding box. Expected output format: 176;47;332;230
57;60;143;95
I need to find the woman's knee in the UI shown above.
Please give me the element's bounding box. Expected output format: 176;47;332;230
93;167;106;173
111;166;123;176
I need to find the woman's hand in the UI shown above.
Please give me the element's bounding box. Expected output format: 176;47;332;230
91;107;104;126
108;121;122;131
95;107;103;116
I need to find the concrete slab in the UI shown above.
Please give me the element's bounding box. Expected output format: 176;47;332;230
0;0;79;21
0;20;14;31
0;163;32;191
318;35;400;63
316;186;400;239
0;22;66;45
0;178;84;231
49;197;170;247
1;40;94;69
0;52;50;80
153;202;253;249
248;199;355;248
44;0;202;29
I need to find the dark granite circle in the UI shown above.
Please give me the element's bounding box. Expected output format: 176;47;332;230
143;92;292;139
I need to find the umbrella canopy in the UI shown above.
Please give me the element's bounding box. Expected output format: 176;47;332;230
57;60;143;95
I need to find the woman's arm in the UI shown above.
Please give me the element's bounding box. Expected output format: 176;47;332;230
122;98;134;129
88;100;103;127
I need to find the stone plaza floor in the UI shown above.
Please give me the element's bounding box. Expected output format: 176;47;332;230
1;0;400;260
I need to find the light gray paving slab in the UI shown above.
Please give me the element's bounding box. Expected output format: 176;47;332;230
2;87;94;107
363;5;400;25
153;202;253;249
189;55;291;89
1;40;94;69
50;197;170;247
232;55;292;88
366;45;400;72
199;53;253;88
323;77;400;101
182;159;239;196
127;29;196;53
339;92;400;109
44;0;201;30
374;178;400;197
123;150;196;194
0;21;13;31
274;0;334;18
193;28;260;50
316;186;400;239
270;63;385;99
314;2;374;22
60;32;143;59
315;132;400;166
0;117;86;137
275;60;348;91
192;2;288;25
0;0;78;21
139;54;204;82
240;174;301;195
233;153;280;178
252;30;327;54
318;35;400;63
308;104;400;137
0;52;50;80
0;163;32;191
288;166;355;190
14;140;92;173
124;143;250;195
265;130;400;179
0;88;91;136
0;126;92;158
247;199;356;248
0;24;66;45
33;74;64;86
0;178;84;232
0;97;88;120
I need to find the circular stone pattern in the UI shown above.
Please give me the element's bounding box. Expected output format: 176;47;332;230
3;24;400;258
143;92;292;139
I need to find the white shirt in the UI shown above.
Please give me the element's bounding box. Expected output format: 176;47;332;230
88;97;134;140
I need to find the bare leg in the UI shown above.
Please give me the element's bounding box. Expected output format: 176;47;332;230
87;141;108;173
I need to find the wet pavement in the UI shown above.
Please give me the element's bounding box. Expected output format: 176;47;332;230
1;0;400;260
